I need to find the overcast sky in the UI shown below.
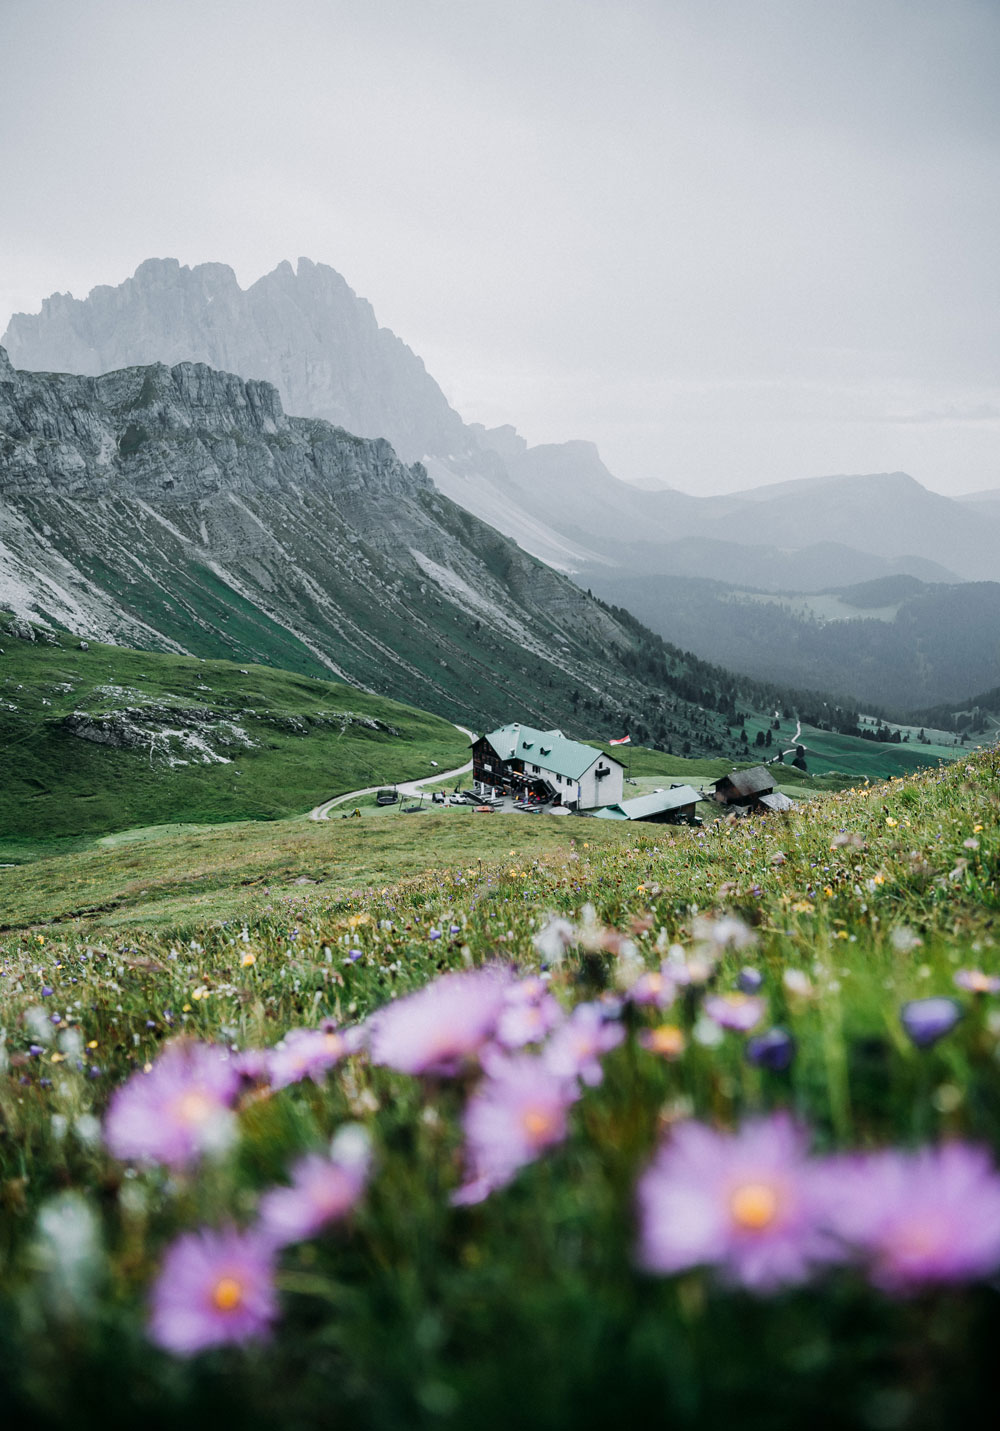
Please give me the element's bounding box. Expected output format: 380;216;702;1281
2;0;997;495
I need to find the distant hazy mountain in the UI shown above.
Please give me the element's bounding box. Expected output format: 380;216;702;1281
956;488;1000;523
579;537;959;591
578;567;1000;712
8;258;998;586
0;344;793;750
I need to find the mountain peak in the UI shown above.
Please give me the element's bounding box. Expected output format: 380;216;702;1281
0;257;469;462
132;255;183;283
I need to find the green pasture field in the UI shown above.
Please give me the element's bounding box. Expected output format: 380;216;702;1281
732;715;986;779
0;632;467;852
595;740;856;793
0;805;635;935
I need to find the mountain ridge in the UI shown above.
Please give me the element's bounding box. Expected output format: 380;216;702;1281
10;259;1000;587
0;344;809;756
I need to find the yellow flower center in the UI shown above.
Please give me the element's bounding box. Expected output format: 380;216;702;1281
523;1107;557;1142
647;1025;685;1058
212;1276;244;1312
891;1218;944;1259
730;1181;780;1231
175;1090;215;1125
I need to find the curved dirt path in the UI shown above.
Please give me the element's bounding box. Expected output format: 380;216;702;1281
780;718;803;758
307;724;476;821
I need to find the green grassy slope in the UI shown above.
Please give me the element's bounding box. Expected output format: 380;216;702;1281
0;627;466;850
0;802;636;934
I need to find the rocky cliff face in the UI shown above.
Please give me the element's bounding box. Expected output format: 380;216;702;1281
3;257;473;466
1;345;730;743
1;258;608;573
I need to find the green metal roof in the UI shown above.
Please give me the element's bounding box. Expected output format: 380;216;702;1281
593;785;703;821
480;723;618;782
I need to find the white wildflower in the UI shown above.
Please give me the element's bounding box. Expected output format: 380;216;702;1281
532;916;576;965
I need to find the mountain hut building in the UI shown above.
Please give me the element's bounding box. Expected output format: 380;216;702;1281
472;723;624;810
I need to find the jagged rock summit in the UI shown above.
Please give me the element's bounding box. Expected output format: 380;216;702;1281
2;259;609;572
3;257;471;466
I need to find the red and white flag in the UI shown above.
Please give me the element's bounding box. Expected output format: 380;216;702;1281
609;734;631;746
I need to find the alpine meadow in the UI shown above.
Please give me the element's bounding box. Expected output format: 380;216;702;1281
2;4;1000;1429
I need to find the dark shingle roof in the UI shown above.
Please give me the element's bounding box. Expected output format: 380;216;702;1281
716;765;774;797
758;791;796;812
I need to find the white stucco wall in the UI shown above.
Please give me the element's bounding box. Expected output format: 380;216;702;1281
476;748;624;808
576;756;624;809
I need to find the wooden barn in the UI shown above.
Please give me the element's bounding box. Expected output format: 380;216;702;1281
711;765;796;815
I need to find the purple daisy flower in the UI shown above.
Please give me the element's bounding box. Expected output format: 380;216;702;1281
823;1143;1000;1292
104;1041;241;1169
737;967;764;994
636;1114;839;1292
495;982;564;1049
149;1226;278;1355
452;1054;579;1204
900;997;963;1048
745;1027;796;1071
259;1127;371;1247
704;993;766;1034
266;1025;355;1090
233;1047;271;1082
368;967;510;1076
628;965;678;1010
543;1001;625;1087
954;969;1000;995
